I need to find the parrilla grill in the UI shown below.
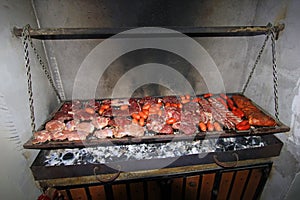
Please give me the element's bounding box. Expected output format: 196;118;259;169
24;93;289;149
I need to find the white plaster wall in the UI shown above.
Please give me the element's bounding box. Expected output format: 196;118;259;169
0;0;58;199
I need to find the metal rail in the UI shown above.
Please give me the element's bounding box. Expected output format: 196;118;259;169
13;24;284;40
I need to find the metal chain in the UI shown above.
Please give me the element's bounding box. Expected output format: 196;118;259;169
242;23;279;120
242;33;270;94
25;26;62;102
22;25;36;133
270;27;279;120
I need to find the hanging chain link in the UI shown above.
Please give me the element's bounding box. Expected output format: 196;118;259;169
24;25;62;102
270;27;279;120
22;25;36;133
22;24;63;134
242;31;270;94
241;23;279;120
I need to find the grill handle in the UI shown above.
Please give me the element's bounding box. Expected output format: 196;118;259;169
93;166;121;183
213;153;239;168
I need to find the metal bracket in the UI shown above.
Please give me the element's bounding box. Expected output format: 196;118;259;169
13;24;285;40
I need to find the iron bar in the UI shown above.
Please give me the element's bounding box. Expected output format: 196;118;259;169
13;24;284;40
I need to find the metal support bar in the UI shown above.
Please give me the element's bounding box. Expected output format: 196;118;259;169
13;24;284;40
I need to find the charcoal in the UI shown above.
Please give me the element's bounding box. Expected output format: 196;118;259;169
44;136;266;166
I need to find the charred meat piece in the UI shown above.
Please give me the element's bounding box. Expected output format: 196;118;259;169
207;98;242;128
86;100;101;111
114;124;145;138
73;109;95;121
65;120;78;131
173;122;197;135
61;102;72;112
164;107;181;122
53;111;73;122
112;117;132;127
91;116;110;129
232;95;276;126
146;114;166;133
94;128;114;139
129;99;141;115
139;96;160;105
66;131;88;141
75;122;95;134
163;96;180;104
51;130;69;141
110;107;130;117
45;120;65;132
159;124;174;134
32;130;52;144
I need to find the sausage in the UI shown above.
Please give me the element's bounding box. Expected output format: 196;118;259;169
98;108;105;115
207;121;214;131
192;97;200;103
203;93;213;98
85;107;95;115
132;118;139;124
216;97;228;109
165;102;171;107
181;99;190;104
142;104;151;110
236;109;245;118
213;122;222;131
139;118;145;126
236;123;250;131
220;93;229;100
171;103;178;108
143;109;149;116
232;109;245;118
236;120;250;130
199;122;207;132
227;99;236;111
120;105;128;111
139;111;148;119
131;113;141;120
236;120;249;126
166;118;177;125
101;104;110;110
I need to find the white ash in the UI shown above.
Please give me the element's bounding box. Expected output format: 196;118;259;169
44;136;265;166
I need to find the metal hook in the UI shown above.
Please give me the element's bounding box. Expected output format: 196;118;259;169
213;153;239;168
93;165;121;183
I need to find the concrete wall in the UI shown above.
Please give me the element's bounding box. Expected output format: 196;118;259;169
0;0;58;199
242;0;300;199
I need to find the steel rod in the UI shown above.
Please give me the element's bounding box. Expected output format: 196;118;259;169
13;24;284;40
